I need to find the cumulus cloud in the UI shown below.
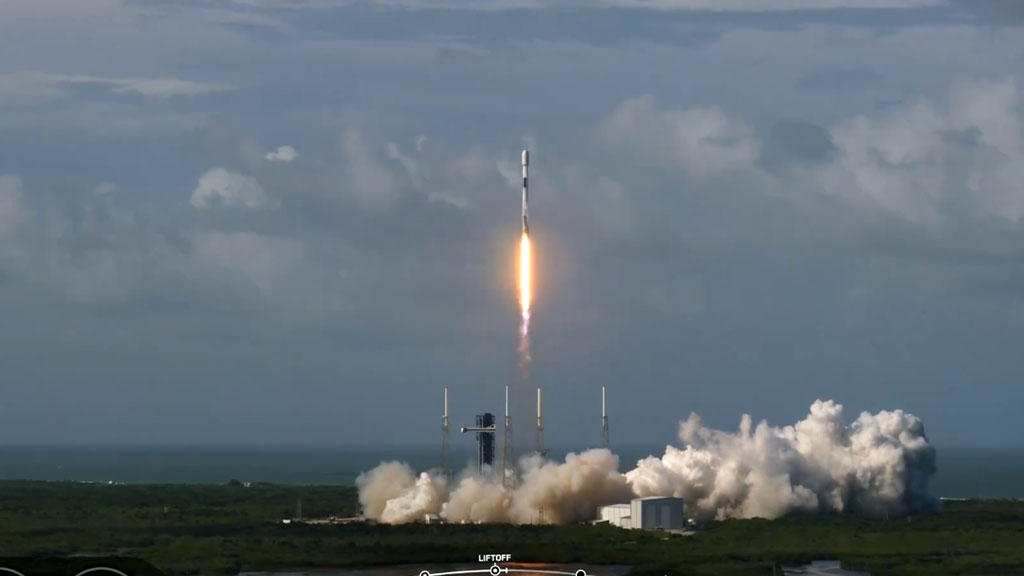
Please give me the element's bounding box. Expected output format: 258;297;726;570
265;145;300;162
0;173;346;312
602;95;760;178
0;126;509;318
0;177;187;305
190;168;270;210
385;138;484;209
810;77;1024;225
336;133;498;212
600;78;1024;232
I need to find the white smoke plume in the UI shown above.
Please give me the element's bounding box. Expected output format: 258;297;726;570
355;461;445;522
355;461;415;519
358;448;631;525
357;400;937;525
509;449;633;524
442;474;513;523
628;400;938;521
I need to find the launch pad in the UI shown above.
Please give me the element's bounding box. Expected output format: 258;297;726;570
460;412;496;474
447;383;611;480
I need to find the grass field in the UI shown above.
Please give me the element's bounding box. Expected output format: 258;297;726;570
1;481;1022;575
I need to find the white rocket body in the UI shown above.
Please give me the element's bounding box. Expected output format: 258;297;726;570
521;149;529;235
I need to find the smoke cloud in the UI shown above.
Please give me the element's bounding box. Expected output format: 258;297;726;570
358;449;631;525
357;400;938;525
628;400;938;521
355;461;420;520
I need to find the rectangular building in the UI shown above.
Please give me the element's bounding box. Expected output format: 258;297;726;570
599;497;684;531
598;503;631;529
631;497;684;530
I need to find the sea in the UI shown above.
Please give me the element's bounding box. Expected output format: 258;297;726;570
0;445;1021;499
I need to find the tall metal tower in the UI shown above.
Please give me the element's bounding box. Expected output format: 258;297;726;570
502;385;515;489
601;385;609;449
461;414;495;473
536;387;545;456
441;386;450;479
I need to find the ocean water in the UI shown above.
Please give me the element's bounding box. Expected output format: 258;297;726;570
0;445;1021;499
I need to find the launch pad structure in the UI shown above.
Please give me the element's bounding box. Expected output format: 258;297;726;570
460;412;496;474
452;385;610;476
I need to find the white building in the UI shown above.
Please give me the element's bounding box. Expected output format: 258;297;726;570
598;497;684;531
598;503;632;529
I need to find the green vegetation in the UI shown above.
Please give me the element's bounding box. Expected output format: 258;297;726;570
1;481;1022;575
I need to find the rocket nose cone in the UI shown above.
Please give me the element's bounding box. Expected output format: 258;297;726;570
522;149;529;166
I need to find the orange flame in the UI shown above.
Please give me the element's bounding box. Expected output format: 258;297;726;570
519;232;531;322
518;232;532;377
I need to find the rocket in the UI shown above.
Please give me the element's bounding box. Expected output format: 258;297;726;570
521;149;529;235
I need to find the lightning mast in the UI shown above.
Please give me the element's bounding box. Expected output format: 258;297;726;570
601;385;609;449
441;386;450;479
502;385;515;489
536;387;545;456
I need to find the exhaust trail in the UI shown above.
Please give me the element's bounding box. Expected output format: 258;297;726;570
518;231;532;377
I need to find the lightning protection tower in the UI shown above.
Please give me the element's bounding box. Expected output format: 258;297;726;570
601;385;609;449
441;386;450;479
502;385;515;489
536;387;546;456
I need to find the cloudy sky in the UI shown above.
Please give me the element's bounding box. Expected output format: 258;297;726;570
1;0;1023;449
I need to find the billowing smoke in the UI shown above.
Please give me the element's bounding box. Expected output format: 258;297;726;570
358;448;631;525
627;400;938;521
357;400;937;524
355;461;446;523
509;450;633;523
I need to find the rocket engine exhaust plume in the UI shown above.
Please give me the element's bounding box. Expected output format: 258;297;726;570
357;400;938;525
520;232;531;322
518;232;532;375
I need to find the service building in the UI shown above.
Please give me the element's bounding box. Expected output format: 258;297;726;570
598;496;685;530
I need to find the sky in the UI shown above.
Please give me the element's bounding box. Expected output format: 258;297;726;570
1;0;1023;449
